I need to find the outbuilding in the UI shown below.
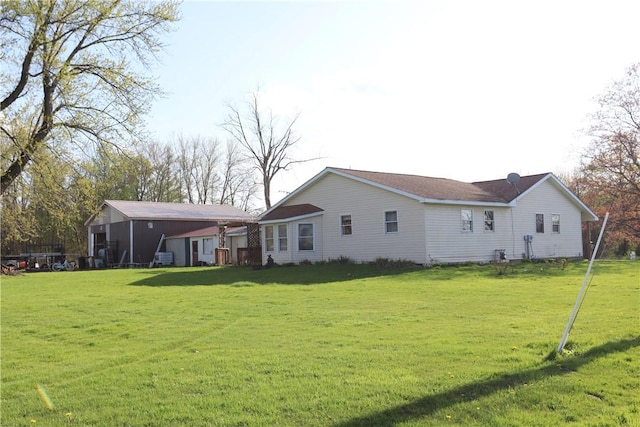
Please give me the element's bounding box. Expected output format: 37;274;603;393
85;200;257;267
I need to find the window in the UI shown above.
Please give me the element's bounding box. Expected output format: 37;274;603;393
341;215;352;235
298;223;314;251
536;214;544;233
278;225;288;251
552;214;560;233
385;211;398;233
461;209;473;232
484;210;495;232
264;225;274;251
203;238;214;255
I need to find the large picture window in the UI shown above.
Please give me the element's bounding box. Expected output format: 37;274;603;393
536;213;545;233
278;224;288;251
341;215;352;235
265;225;274;251
298;223;314;251
461;209;473;232
385;211;398;233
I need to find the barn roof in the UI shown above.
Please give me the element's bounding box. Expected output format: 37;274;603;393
85;200;256;226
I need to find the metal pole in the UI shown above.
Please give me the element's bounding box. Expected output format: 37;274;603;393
557;212;609;353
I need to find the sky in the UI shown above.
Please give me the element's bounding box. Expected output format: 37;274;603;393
146;0;640;205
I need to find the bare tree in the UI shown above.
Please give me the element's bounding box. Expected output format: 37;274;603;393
0;0;180;194
218;140;259;209
175;134;221;204
222;90;316;209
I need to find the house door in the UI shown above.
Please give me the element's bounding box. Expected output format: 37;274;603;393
192;241;199;266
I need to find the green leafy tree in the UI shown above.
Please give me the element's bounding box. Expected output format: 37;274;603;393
0;0;180;194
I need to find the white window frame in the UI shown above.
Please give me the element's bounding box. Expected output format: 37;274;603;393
461;209;473;232
278;224;288;251
484;210;495;232
552;214;560;233
264;225;274;252
297;223;314;251
340;214;352;236
384;210;398;233
536;213;545;233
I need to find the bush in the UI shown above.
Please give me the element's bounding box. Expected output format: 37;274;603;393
327;255;355;265
370;257;416;269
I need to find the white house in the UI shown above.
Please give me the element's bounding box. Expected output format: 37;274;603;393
258;167;599;265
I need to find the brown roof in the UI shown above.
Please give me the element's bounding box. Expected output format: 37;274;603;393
333;168;548;203
166;225;245;239
261;203;324;221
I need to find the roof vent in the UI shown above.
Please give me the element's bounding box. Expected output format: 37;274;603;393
507;172;521;195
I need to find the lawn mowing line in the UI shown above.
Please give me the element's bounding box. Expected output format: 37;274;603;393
8;317;245;389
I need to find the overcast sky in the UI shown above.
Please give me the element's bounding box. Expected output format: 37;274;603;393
146;0;640;205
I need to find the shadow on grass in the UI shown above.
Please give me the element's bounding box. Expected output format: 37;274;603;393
336;336;640;427
128;264;420;287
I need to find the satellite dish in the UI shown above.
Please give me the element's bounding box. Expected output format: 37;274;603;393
507;172;521;195
507;172;521;186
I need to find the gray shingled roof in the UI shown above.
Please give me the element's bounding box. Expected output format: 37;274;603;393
103;200;256;222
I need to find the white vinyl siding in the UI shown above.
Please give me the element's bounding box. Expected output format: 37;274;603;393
511;180;585;259
425;205;511;263
285;173;426;264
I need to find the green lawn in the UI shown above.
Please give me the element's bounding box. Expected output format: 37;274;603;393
1;261;638;426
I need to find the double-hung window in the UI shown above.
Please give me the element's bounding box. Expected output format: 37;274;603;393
484;210;495;232
461;209;473;232
264;225;274;251
536;214;545;233
341;215;352;236
552;214;560;233
385;211;398;233
298;223;314;251
278;225;288;251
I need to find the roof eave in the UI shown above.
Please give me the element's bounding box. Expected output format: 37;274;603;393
259;211;324;225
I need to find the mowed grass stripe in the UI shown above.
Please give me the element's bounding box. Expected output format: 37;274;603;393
1;261;638;426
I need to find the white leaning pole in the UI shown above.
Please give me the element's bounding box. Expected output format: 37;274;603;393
557;212;609;354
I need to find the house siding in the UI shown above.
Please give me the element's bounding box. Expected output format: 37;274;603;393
511;180;584;259
284;173;427;264
424;205;513;263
